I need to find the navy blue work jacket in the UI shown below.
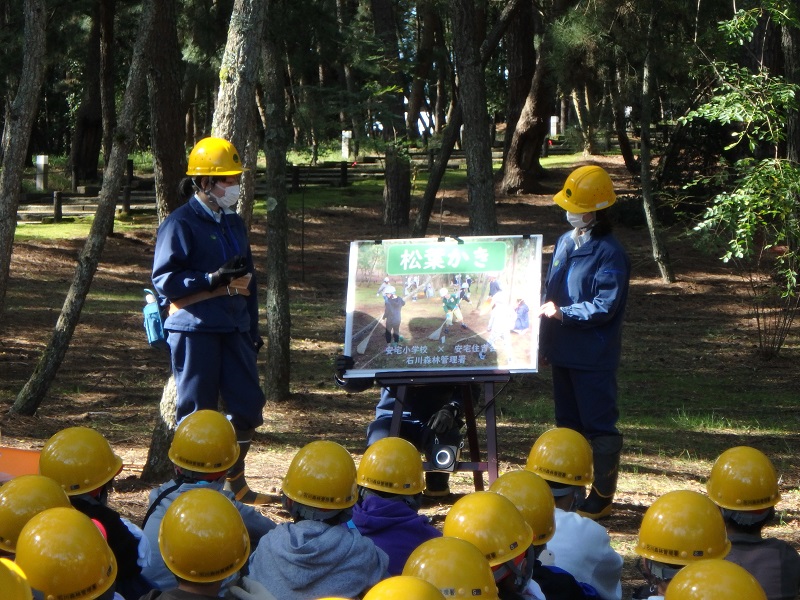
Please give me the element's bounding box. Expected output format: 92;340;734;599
152;196;258;337
539;230;630;371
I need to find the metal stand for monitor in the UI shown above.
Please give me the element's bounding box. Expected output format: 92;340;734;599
374;371;510;491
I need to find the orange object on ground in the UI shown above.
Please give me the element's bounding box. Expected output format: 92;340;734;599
0;447;41;482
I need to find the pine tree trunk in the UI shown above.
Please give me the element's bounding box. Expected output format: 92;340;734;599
572;87;596;156
450;0;495;235
69;7;103;182
382;145;411;231
501;0;535;164
10;0;157;415
610;66;638;174
412;0;522;237
501;19;552;195
212;0;266;231
0;0;47;320
262;0;292;401
141;375;177;482
335;0;362;155
370;0;406;137
640;11;675;284
783;22;799;163
406;1;438;138
99;0;116;165
147;0;186;222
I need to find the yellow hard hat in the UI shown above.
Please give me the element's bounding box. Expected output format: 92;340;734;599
664;559;766;600
364;575;446;600
186;137;246;176
159;488;250;583
553;165;616;213
525;428;593;486
0;474;71;552
706;446;780;510
403;537;499;598
39;426;123;495
282;440;357;509
169;410;240;473
0;558;32;600
443;491;532;566
357;437;425;495
15;507;117;600
489;470;556;545
635;490;731;565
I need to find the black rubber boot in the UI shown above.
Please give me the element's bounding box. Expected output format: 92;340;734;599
423;471;451;499
577;434;623;520
224;429;276;505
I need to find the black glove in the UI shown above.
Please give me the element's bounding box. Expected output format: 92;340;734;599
335;355;355;381
427;402;461;434
208;255;248;290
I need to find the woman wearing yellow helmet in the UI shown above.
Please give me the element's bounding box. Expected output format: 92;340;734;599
152;137;268;507
538;165;629;521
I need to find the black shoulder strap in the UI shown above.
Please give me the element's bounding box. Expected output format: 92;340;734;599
141;480;184;529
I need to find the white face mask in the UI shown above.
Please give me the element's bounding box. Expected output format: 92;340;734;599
566;211;594;229
211;183;240;208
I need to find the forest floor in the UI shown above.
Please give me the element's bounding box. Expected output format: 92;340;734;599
2;154;799;598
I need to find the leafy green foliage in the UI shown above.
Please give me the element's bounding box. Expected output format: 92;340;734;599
693;158;800;263
682;3;800;358
682;64;799;151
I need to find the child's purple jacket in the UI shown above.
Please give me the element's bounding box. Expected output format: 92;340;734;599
350;494;441;575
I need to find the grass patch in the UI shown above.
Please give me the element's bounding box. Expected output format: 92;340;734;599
14;215;156;241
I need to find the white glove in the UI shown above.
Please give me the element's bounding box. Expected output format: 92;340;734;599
227;577;278;600
120;517;151;568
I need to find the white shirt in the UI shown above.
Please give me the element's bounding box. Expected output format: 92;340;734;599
546;508;623;600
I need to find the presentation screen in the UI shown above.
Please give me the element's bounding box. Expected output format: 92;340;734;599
342;235;542;377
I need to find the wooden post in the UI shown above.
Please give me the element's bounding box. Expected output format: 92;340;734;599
292;165;300;192
339;161;348;187
71;167;78;192
126;158;134;185
52;191;62;223
122;185;131;215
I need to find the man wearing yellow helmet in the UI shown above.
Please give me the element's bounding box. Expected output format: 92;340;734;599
152;137;268;506
538;165;630;520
